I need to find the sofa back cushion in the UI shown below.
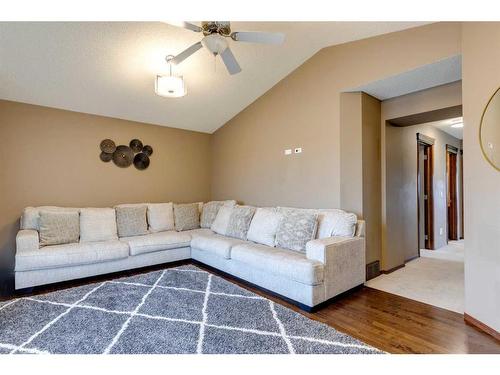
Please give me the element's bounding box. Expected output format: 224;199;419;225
246;207;282;247
226;205;256;240
275;207;318;252
278;206;357;239
200;200;236;229
147;202;174;232
173;203;200;231
210;205;233;235
21;206;80;231
116;205;148;237
39;210;80;247
80;208;118;242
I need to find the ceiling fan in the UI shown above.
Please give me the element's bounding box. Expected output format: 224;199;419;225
166;21;285;75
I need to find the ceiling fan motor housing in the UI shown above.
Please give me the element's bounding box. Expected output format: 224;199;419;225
201;21;231;37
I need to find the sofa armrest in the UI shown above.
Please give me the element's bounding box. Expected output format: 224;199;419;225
16;229;39;253
306;236;363;263
306;236;366;300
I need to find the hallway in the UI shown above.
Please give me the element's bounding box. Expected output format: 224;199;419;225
366;241;464;313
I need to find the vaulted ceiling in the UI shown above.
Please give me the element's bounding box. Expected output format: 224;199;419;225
0;22;427;133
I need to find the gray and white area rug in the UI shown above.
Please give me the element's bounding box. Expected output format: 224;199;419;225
0;265;382;354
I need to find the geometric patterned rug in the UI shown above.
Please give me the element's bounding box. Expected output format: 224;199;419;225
0;265;383;354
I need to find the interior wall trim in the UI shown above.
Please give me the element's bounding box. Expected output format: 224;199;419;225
464;313;500;341
417;132;435;146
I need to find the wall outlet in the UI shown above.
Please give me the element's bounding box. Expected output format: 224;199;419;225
439;227;444;236
294;147;302;154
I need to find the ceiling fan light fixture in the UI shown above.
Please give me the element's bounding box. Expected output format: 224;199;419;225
155;55;186;98
201;34;229;55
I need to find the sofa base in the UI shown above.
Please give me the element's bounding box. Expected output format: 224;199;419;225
15;247;191;290
191;259;363;312
191;247;325;307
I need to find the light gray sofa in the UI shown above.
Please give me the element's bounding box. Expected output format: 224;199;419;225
15;204;365;311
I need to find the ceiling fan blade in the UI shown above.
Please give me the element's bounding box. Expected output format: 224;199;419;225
170;41;203;65
231;31;285;45
164;21;202;33
220;47;242;75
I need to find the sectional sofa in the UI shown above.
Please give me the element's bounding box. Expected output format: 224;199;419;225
14;201;366;311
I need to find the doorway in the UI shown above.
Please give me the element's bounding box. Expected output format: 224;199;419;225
447;145;459;241
417;134;434;251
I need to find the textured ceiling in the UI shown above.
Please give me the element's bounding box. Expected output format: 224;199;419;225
0;22;427;133
429;117;464;139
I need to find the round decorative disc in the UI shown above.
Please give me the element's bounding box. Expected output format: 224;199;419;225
99;151;113;162
133;152;150;170
112;145;134;167
129;139;143;153
142;145;153;156
100;139;116;154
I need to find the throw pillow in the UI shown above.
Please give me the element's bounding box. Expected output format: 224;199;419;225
226;205;256;240
275;208;318;252
173;203;200;231
330;211;358;237
116;206;148;237
246;207;282;247
210;205;234;235
200;200;236;228
80;208;118;242
147;202;174;232
39;210;80;246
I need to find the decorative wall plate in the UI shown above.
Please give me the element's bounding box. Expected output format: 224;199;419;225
130;139;144;153
112;145;134;167
99;151;113;162
133;152;150;170
142;145;153;156
100;139;116;154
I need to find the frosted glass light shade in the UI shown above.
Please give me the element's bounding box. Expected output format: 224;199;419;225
155;75;186;98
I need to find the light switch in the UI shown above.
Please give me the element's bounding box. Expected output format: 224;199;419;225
284;149;292;155
294;147;302;154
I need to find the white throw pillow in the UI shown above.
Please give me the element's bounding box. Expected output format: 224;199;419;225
315;209;345;239
147;202;174;232
330;211;357;237
210;205;234;235
247;208;282;247
80;208;118;242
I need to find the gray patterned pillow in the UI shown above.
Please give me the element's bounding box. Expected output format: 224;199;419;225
200;201;224;228
174;203;200;231
116;206;148;237
226;206;256;240
275;208;318;252
39;211;80;247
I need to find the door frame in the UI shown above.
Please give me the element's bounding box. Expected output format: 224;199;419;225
417;133;435;252
446;145;459;241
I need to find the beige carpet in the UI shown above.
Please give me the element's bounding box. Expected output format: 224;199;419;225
366;242;464;313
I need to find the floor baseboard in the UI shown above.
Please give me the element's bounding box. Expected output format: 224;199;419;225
464;313;500;342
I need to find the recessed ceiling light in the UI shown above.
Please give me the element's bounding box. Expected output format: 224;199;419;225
451;123;463;128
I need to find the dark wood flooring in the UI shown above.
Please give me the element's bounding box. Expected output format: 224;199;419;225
2;260;499;354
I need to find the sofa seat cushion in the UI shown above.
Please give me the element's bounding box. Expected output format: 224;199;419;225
183;228;214;239
121;231;191;256
231;243;324;286
15;240;129;272
190;234;245;259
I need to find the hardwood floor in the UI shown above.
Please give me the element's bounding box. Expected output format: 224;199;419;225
3;260;499;354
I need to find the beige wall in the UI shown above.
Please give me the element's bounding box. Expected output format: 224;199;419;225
462;22;500;333
339;93;381;265
381;82;463;270
0;100;211;269
211;23;461;213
